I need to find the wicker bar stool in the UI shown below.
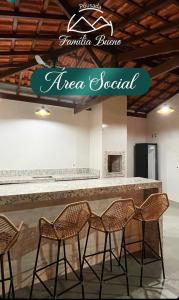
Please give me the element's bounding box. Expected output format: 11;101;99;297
125;193;169;287
83;199;135;299
0;215;23;299
29;201;91;299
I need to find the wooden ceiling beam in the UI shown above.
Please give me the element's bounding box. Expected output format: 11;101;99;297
0;34;115;57
0;64;20;69
0;10;67;21
149;55;179;79
126;20;179;45
146;88;179;113
0;50;63;56
0;45;80;79
129;58;179;111
88;0;165;45
74;96;110;114
127;111;147;118
56;0;75;19
117;38;179;63
0;34;64;40
0;92;74;108
117;0;171;29
1;1;119;51
101;5;123;20
42;0;50;13
85;47;103;68
77;50;88;67
134;56;179;77
149;80;179;101
130;74;169;110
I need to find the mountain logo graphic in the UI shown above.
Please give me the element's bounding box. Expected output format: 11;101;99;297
67;7;113;36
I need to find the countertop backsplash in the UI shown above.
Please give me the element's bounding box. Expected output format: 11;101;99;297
0;168;100;184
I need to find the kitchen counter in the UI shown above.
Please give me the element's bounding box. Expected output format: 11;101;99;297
0;177;159;195
0;177;162;290
0;177;161;209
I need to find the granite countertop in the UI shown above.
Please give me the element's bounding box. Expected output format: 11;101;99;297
0;174;99;185
0;177;161;197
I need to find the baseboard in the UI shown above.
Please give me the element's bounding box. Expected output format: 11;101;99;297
169;199;179;208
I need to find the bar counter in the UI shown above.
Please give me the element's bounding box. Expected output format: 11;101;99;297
0;177;162;290
0;177;161;210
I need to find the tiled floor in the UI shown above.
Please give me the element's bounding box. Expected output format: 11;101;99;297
16;201;179;299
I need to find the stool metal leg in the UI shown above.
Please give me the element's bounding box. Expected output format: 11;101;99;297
82;225;90;269
123;228;129;296
53;240;61;299
77;234;84;299
140;221;145;287
63;240;68;280
99;232;108;300
29;236;42;299
7;251;15;299
118;231;123;266
109;233;113;272
157;221;165;279
0;255;5;299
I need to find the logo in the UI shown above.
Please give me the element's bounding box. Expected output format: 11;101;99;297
59;3;121;47
68;3;113;36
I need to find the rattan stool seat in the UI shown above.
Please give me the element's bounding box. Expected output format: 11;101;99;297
39;201;91;241
90;199;135;233
40;219;85;240
0;215;23;255
0;232;14;254
0;215;23;299
134;193;169;222
90;213;106;232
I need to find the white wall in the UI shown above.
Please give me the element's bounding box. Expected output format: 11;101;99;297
102;96;127;176
89;103;103;172
127;94;179;202
0;96;128;174
118;93;179;202
147;94;179;202
127;116;147;177
0;99;90;170
102;96;127;152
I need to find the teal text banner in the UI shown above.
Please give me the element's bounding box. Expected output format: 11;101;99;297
31;67;150;97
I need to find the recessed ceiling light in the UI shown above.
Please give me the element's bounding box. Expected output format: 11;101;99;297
157;105;174;115
35;106;51;117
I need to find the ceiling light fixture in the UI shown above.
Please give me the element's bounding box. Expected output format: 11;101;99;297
157;105;174;115
35;106;51;117
102;124;108;128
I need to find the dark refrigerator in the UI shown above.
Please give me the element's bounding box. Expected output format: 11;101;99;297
134;143;158;180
